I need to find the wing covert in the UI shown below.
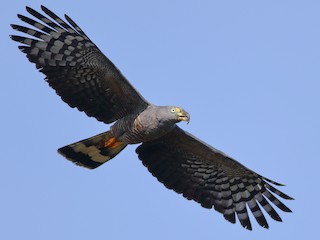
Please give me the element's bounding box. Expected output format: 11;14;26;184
11;6;149;123
136;126;293;230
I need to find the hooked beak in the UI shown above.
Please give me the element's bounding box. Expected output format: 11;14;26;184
177;110;190;124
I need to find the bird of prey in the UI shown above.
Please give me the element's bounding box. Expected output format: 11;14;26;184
10;6;293;230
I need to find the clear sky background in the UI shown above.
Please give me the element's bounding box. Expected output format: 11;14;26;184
1;1;319;239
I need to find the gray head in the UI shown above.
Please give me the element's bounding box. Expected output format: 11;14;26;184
157;106;190;124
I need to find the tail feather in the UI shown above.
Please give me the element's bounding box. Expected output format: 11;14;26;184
58;131;127;169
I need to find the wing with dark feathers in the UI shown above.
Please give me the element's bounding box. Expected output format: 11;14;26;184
10;6;149;124
136;126;293;230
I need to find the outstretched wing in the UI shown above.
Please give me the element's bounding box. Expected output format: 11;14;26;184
10;6;149;124
136;127;293;230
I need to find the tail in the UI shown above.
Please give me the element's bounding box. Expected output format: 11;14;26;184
58;131;127;169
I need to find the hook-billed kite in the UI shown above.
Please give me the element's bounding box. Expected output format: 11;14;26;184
10;6;293;230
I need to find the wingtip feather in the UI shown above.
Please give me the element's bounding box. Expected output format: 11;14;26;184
25;6;33;13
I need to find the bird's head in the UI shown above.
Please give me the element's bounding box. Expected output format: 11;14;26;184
169;106;190;124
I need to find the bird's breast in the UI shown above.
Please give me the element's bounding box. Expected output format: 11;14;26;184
115;114;173;144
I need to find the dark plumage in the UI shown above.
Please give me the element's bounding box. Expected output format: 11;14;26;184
10;6;293;230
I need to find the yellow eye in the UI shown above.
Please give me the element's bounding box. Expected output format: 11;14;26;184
171;108;176;113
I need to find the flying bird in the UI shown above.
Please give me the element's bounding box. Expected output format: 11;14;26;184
10;6;293;230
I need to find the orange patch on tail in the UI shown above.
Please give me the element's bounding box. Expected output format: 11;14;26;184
103;137;123;149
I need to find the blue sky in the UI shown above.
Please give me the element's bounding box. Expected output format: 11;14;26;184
1;1;319;239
